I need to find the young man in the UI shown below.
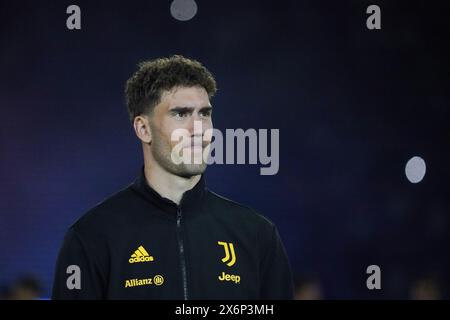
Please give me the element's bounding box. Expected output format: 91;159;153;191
52;55;294;299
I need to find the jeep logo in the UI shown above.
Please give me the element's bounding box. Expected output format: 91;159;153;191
218;271;240;284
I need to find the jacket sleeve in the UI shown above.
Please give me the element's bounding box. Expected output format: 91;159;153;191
52;227;106;299
258;222;294;299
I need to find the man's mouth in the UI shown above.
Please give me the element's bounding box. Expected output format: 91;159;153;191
181;140;210;149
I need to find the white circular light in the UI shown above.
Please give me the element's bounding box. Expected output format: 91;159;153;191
405;156;426;183
170;0;198;21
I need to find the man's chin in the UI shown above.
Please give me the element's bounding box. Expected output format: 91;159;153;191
175;163;208;178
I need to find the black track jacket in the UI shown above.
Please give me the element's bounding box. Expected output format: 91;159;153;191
52;167;294;299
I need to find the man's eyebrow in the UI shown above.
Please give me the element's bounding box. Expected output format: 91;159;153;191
199;106;213;112
169;106;212;112
169;106;194;113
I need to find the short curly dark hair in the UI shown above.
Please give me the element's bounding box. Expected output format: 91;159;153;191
125;55;217;123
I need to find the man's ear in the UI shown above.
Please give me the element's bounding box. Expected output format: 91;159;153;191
133;115;152;144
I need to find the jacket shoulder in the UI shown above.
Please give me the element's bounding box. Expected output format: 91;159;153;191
206;190;276;229
70;184;136;234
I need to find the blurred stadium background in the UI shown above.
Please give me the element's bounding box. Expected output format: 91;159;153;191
0;0;449;299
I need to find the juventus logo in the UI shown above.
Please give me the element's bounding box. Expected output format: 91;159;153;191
218;241;236;267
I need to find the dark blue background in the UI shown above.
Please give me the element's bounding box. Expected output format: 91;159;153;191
1;0;449;298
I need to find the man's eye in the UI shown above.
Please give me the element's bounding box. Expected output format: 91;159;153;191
174;111;188;118
200;110;212;118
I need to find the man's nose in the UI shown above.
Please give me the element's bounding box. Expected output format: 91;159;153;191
186;115;205;136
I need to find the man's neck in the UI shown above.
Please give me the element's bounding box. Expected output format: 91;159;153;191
143;161;201;205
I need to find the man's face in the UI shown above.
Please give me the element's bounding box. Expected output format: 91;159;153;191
148;86;213;178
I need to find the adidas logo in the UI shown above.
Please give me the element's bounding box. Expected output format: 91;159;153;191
128;245;154;264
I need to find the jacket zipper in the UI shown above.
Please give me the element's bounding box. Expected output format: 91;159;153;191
176;207;188;300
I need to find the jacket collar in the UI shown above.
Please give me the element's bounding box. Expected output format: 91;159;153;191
131;165;207;217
